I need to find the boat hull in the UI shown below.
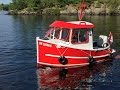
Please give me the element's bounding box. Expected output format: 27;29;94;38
36;38;112;68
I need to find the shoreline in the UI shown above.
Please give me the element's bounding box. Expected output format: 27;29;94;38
7;5;120;16
7;10;120;16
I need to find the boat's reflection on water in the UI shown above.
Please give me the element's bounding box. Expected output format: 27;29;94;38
37;61;113;90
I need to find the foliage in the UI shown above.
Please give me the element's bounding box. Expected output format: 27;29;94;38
9;0;27;10
8;0;103;10
0;4;9;11
7;0;120;14
97;0;120;14
45;8;60;15
0;4;3;10
108;0;120;14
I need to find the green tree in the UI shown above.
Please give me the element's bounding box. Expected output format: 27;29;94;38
0;4;4;10
0;4;9;11
9;0;27;10
98;0;120;14
0;4;2;10
108;0;120;14
8;0;120;14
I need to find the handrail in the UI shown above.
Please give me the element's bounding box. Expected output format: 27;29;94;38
79;21;86;25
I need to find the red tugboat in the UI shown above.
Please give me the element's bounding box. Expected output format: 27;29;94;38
36;0;115;68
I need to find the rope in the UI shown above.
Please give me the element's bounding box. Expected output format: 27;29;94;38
80;50;91;56
55;45;69;57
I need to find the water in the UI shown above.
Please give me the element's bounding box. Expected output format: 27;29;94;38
0;11;120;90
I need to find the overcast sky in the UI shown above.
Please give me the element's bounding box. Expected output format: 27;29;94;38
0;0;11;4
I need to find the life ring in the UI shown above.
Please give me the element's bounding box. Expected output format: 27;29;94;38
58;56;68;65
88;56;96;65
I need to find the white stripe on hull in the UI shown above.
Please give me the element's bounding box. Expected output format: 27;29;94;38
36;37;39;64
45;54;109;59
38;59;107;68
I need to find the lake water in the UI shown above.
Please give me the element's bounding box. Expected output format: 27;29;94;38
0;11;120;90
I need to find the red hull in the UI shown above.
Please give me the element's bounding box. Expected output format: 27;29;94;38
36;39;112;68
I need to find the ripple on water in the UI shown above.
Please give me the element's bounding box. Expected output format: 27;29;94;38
0;14;120;90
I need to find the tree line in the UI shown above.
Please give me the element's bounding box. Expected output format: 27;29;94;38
0;0;120;14
0;0;101;11
8;0;87;11
0;4;9;10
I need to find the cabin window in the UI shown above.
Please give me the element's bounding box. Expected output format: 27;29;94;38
61;28;70;42
44;28;54;39
54;28;61;39
72;29;88;44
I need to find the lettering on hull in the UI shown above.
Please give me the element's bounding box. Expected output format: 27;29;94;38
39;42;52;47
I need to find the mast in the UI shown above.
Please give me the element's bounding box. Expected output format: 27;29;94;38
78;0;85;21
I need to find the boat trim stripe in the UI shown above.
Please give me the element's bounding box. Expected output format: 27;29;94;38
36;37;39;63
45;54;109;59
38;59;106;67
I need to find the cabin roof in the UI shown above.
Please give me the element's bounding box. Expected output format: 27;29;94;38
50;20;94;29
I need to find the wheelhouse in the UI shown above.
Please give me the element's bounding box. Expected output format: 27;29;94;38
44;20;94;49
